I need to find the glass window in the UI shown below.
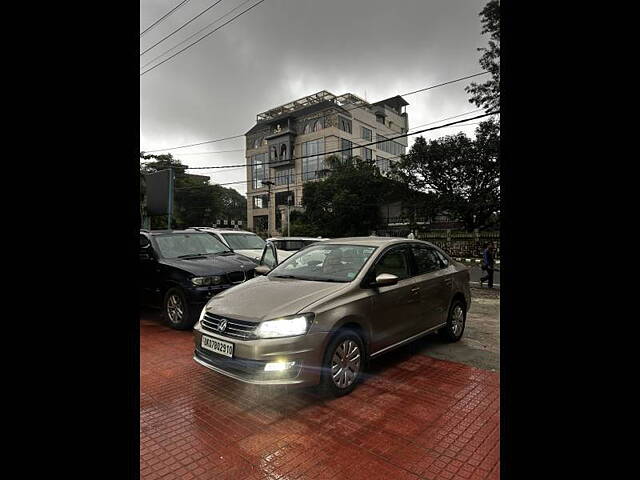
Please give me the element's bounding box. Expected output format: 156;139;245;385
341;138;352;162
221;233;266;250
314;119;323;131
361;127;372;141
270;244;377;283
253;195;268;209
412;246;443;274
303;122;312;134
376;156;390;172
252;153;266;189
377;135;406;156
261;245;277;268
154;233;231;258
363;147;373;161
302;139;324;181
338;116;352;134
434;249;449;267
374;248;410;279
275;168;294;186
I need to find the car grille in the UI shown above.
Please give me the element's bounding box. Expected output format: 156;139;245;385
227;270;249;284
201;312;257;340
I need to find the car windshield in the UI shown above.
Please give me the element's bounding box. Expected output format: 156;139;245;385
269;244;377;283
221;233;266;250
154;233;231;258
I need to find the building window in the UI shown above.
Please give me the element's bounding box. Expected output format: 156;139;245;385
252;153;266;189
253;137;262;149
314;118;323;132
252;194;268;209
376;114;385;124
302;139;324;181
376;156;391;172
363;147;373;161
361;126;372;141
275;191;294;206
303;122;312;134
275;167;294;186
341;138;353;162
376;135;406;156
338;116;352;134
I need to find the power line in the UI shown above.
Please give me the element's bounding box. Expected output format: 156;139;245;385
141;72;488;152
140;0;267;77
141;0;255;71
140;0;224;57
140;0;192;37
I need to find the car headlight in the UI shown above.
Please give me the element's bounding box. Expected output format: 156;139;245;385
191;275;223;286
255;313;314;339
195;305;208;329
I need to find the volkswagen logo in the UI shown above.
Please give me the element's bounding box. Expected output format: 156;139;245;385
218;319;228;332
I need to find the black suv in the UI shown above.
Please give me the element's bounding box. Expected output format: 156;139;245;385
140;230;258;329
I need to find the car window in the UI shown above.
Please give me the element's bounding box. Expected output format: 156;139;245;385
412;246;443;275
221;233;266;250
284;240;304;251
261;244;277;268
270;244;377;282
374;248;410;279
154;233;231;258
434;249;449;267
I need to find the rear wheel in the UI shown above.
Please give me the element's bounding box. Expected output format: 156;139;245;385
440;298;466;342
318;330;364;397
163;287;196;330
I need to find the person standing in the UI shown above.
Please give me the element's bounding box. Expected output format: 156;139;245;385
480;242;495;288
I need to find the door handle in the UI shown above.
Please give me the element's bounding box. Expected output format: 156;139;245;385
411;287;420;293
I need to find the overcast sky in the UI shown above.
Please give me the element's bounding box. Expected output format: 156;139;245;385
140;0;489;195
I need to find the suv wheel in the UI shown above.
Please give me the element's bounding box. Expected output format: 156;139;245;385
163;288;195;330
440;298;466;342
318;330;364;397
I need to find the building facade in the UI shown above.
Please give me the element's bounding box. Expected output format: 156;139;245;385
244;90;409;237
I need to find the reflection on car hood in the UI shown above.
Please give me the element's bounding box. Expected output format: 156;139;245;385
159;254;257;277
234;249;264;260
203;275;348;321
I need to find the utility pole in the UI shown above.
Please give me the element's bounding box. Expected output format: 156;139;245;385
286;168;291;237
167;167;174;230
261;179;275;236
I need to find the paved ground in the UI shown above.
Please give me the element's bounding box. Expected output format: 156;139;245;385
466;267;500;288
414;287;500;372
140;300;500;480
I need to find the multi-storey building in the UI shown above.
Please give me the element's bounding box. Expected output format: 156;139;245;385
244;90;409;237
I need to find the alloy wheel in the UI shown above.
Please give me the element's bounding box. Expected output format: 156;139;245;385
166;294;184;324
331;339;361;389
450;304;464;336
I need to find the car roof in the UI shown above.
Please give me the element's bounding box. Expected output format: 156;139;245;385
267;237;329;241
142;229;213;236
319;237;436;247
186;228;255;235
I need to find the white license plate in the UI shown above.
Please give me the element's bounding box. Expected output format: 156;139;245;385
201;335;234;358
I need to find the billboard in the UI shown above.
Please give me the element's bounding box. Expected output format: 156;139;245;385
144;169;173;216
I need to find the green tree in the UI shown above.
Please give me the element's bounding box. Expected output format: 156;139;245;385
465;0;500;112
291;155;406;237
391;119;500;231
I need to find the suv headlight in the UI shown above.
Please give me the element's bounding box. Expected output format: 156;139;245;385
255;313;314;339
191;275;223;286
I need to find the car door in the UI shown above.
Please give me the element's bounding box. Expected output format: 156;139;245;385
367;245;421;352
139;234;159;305
409;244;453;332
259;242;278;269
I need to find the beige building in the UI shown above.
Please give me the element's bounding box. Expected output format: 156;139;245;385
244;90;409;237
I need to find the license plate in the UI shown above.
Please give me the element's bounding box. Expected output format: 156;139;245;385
201;335;234;358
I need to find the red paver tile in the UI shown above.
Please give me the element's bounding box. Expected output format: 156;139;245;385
139;313;499;479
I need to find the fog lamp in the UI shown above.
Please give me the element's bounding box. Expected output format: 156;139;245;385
264;361;296;372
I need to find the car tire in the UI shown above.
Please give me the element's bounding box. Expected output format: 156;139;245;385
440;298;466;342
162;287;195;330
317;329;365;397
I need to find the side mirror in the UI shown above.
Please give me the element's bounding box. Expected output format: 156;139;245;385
373;273;398;287
255;265;271;276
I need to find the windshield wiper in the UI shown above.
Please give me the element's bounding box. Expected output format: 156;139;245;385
271;274;312;280
177;253;208;259
305;277;348;283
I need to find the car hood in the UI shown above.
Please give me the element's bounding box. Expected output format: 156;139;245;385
203;275;348;321
159;254;257;276
234;249;264;261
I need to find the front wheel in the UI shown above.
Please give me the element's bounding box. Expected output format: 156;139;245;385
317;330;364;397
163;287;196;330
440;299;466;342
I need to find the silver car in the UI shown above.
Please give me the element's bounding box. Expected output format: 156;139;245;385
193;237;471;396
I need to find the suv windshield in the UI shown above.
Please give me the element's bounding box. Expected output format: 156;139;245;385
221;233;266;250
155;233;231;258
269;244;377;282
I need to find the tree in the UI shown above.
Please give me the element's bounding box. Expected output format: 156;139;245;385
290;155;405;237
465;0;500;112
139;152;246;229
391;119;500;231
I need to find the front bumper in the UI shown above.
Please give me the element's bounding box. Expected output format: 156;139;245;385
193;324;326;386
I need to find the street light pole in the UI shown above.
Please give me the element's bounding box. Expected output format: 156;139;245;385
261;179;275;237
